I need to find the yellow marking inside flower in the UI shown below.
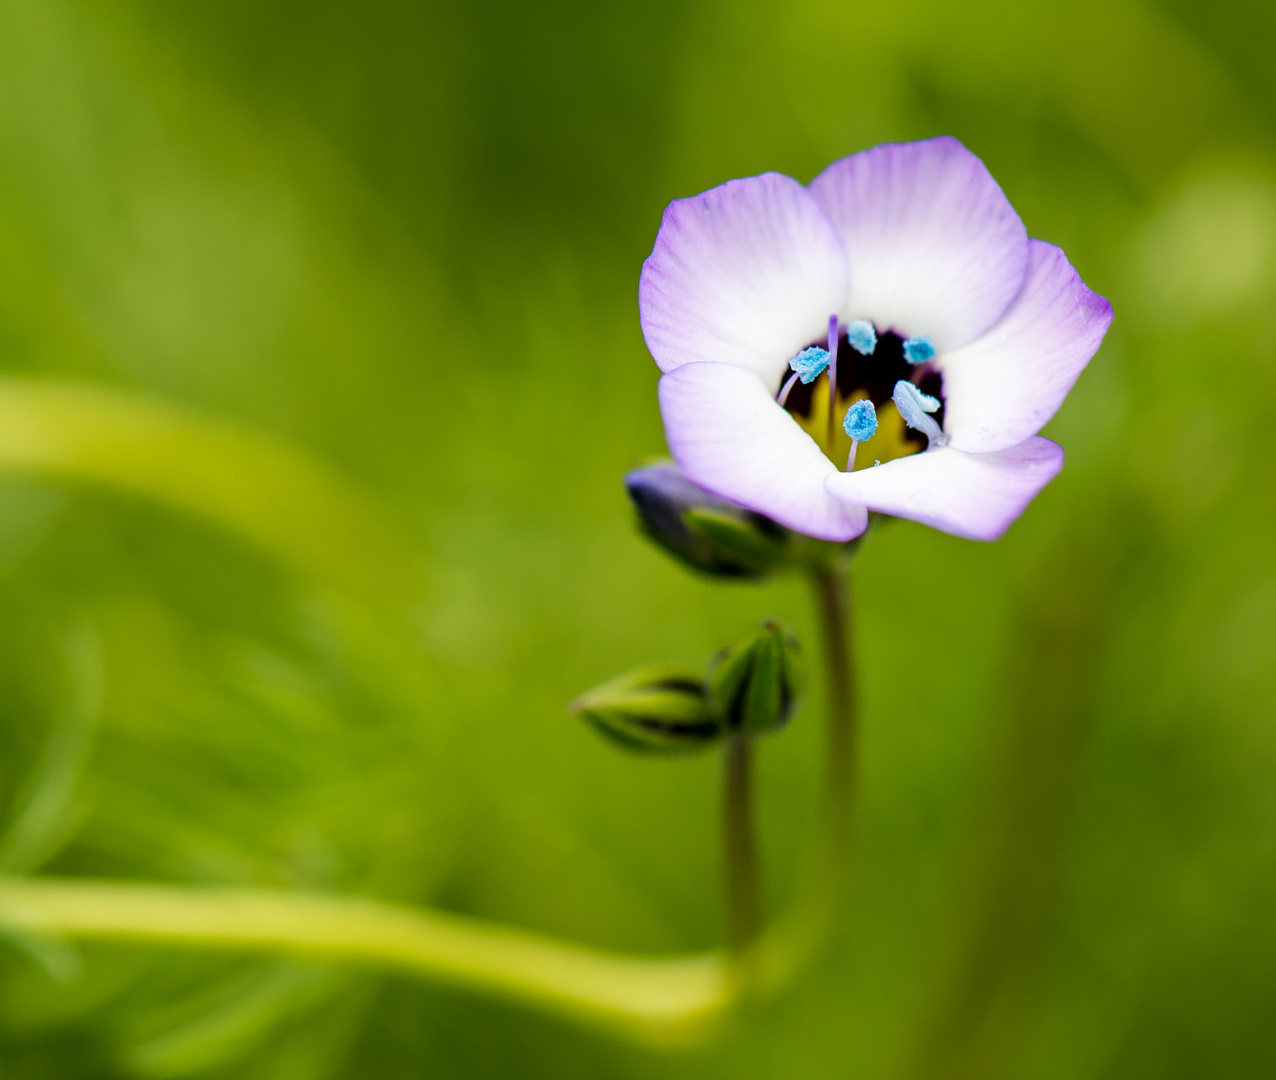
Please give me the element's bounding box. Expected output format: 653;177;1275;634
793;376;923;471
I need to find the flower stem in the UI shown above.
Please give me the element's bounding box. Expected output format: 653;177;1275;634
753;560;858;989
723;727;759;956
812;562;857;887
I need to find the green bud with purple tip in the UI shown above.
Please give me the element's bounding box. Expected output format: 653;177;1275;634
625;462;790;579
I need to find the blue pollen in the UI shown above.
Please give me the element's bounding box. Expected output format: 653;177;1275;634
789;346;830;384
914;387;941;413
842;399;878;441
902;335;936;363
847;319;877;355
893;380;946;449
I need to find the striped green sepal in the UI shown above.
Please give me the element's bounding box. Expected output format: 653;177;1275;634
568;665;723;755
708;620;805;735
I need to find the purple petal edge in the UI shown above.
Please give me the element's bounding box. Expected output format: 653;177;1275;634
940;240;1114;454
639;172;849;385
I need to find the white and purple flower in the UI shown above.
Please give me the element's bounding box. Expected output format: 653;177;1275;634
639;136;1113;542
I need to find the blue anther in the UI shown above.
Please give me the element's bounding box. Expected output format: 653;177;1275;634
846;319;877;355
914;387;941;413
789;346;830;384
842;399;878;442
902;335;936;364
893;380;947;449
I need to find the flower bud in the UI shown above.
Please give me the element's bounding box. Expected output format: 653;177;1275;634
707;620;805;735
569;665;723;754
624;462;790;578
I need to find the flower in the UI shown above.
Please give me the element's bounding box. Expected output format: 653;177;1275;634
638;136;1113;542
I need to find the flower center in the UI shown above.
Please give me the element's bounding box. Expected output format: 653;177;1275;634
777;320;945;470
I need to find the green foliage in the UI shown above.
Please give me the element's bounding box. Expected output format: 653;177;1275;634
0;0;1273;1077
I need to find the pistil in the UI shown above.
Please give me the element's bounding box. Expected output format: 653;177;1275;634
825;315;840;447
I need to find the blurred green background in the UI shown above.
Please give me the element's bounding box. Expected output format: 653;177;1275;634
0;0;1274;1076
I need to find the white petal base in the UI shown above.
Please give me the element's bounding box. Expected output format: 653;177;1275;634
659;363;868;542
809;137;1029;350
824;438;1064;541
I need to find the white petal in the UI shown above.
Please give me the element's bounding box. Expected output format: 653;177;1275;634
640;173;850;387
808;137;1029;350
659;363;868;542
824;438;1064;541
939;241;1114;453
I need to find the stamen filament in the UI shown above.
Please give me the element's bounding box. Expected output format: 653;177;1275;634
846;440;858;472
777;371;800;407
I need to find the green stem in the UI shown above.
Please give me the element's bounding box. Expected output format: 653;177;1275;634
813;562;857;893
754;561;858;989
0;877;728;1046
723;727;759;956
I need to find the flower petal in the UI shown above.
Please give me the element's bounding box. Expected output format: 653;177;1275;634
939;241;1114;453
640;173;850;387
808;137;1029;350
659;362;868;542
824;438;1064;541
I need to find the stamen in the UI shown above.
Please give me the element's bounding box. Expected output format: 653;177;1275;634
893;380;947;449
842;398;878;472
787;346;829;384
902;335;936;364
910;384;941;413
843;399;878;441
847;319;877;355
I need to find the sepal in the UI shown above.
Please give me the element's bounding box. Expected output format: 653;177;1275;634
568;665;723;755
707;620;805;735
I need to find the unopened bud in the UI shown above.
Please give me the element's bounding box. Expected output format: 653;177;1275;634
569;665;722;754
707;620;805;735
624;462;789;578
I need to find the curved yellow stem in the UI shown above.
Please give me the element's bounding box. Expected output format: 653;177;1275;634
0;877;734;1046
